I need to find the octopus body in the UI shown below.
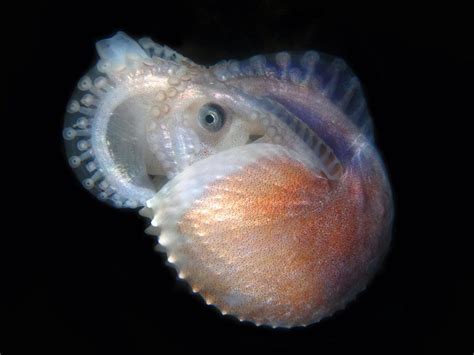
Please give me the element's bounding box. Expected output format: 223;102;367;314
63;32;393;328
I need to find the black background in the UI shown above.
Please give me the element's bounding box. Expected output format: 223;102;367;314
4;3;471;355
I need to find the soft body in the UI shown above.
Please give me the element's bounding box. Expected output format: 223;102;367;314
63;32;393;327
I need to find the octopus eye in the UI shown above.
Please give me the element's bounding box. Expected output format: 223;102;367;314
198;103;225;132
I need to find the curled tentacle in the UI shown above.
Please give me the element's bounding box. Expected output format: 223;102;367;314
64;32;393;328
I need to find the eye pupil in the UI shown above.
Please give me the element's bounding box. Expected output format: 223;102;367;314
205;114;215;124
198;103;225;132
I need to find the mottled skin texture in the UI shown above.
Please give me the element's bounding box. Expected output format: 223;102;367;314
174;151;391;327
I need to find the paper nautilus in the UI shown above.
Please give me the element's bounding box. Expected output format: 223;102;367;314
63;32;393;328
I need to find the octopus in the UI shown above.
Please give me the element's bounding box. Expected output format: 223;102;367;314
63;32;393;328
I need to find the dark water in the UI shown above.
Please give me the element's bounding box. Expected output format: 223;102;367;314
4;3;471;354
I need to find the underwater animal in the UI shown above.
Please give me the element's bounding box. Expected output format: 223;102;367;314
63;32;393;328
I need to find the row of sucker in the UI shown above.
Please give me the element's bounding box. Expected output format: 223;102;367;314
63;37;199;208
138;37;198;67
210;51;373;139
145;64;199;178
248;98;343;179
63;69;139;208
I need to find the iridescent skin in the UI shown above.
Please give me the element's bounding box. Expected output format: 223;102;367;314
63;32;393;328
